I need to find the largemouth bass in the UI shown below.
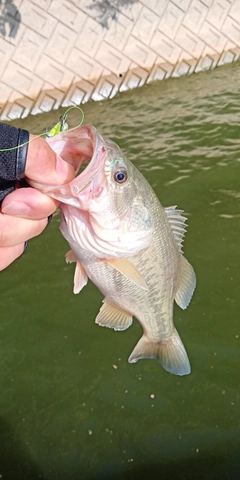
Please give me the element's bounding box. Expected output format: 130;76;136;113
31;125;196;376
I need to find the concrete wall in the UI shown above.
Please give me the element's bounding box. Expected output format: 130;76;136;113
0;0;240;120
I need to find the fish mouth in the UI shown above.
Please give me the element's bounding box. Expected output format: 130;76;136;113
68;125;106;198
52;124;102;189
53;125;98;173
36;124;106;201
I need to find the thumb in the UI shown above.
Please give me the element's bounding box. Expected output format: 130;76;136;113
25;135;75;186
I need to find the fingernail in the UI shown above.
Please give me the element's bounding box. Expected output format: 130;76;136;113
56;156;71;182
47;214;53;226
20;240;28;257
2;201;31;215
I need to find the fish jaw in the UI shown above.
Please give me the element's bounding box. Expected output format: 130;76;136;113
29;124;134;224
28;125;107;207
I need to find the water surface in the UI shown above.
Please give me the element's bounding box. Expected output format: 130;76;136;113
2;62;240;479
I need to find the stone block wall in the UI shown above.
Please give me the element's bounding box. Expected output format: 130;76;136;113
0;0;239;120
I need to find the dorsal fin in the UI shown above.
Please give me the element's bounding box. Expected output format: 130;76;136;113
164;205;188;253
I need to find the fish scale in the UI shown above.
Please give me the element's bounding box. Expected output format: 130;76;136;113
30;124;196;376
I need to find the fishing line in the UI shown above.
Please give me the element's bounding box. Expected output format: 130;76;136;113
0;105;85;153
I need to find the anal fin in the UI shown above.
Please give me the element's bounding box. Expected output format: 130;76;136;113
95;299;133;331
128;328;191;376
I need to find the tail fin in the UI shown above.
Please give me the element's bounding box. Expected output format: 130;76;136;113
128;328;191;376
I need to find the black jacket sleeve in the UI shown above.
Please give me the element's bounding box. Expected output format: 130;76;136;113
0;123;29;204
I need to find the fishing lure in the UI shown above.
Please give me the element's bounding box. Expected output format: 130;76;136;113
45;112;69;138
0;105;85;152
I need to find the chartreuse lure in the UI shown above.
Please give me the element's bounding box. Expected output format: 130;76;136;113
0;105;84;152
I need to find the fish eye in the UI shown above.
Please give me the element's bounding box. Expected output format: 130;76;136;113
113;167;128;184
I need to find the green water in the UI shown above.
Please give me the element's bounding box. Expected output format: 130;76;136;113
2;62;240;479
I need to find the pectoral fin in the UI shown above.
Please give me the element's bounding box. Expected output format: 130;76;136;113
95;300;133;331
73;261;88;294
103;258;148;291
65;250;78;264
65;250;88;294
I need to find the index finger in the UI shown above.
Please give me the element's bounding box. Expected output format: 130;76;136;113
1;187;60;220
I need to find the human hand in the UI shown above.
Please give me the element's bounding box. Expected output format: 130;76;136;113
0;135;75;270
